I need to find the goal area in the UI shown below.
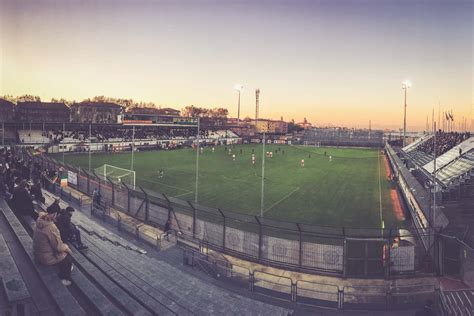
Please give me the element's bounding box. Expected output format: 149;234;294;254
94;164;136;188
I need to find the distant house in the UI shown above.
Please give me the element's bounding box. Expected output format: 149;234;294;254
16;102;70;123
255;119;288;134
158;108;180;116
70;102;123;123
297;118;312;130
0;99;15;122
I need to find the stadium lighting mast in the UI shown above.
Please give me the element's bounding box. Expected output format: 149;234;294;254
195;117;200;205
234;84;243;124
402;80;411;147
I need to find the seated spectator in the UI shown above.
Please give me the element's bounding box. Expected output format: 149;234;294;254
92;188;101;206
12;180;37;220
47;198;62;215
56;207;87;251
31;178;45;204
33;207;73;286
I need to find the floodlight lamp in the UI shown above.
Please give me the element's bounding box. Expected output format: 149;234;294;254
402;81;411;89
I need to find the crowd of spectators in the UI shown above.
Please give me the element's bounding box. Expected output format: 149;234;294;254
22;125;203;144
0;147;86;286
417;131;470;156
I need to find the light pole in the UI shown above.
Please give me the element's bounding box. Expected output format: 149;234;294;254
402;80;411;147
234;84;243;124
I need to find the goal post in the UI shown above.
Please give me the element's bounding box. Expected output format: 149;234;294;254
94;164;136;188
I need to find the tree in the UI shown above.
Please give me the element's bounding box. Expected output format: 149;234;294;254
288;122;304;133
17;94;41;102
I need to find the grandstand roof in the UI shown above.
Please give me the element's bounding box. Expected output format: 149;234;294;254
16;101;69;110
72;101;123;109
423;136;474;175
0;98;14;109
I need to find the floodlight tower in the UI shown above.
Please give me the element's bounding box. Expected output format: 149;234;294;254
234;84;243;124
402;80;411;147
255;89;260;124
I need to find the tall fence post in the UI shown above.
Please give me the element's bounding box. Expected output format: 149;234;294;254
255;216;263;260
187;201;196;239
218;208;226;251
296;223;302;268
108;178;115;207
139;186;149;222
343;228;347;279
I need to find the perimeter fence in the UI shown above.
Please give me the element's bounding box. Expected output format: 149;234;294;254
26;148;440;279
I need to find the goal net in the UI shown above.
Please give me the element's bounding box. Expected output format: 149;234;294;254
94;164;136;188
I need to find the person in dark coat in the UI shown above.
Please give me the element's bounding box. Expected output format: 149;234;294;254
56;206;87;250
30;179;45;204
12;180;37;220
46;198;61;215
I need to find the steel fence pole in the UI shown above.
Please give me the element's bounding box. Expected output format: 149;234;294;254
296;223;303;268
218;208;225;250
255;216;262;260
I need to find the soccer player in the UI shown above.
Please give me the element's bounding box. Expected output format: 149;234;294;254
252;154;256;165
329;155;332;162
212;147;215;153
200;147;204;154
232;154;236;161
300;159;305;167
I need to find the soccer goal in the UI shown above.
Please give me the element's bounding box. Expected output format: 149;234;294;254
94;164;136;188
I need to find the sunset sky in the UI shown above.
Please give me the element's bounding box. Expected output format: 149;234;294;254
1;0;472;130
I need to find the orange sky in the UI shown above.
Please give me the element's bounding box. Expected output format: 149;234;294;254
1;0;472;131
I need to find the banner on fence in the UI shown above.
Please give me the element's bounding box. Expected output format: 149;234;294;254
67;170;77;185
302;242;344;271
262;236;299;265
390;246;415;272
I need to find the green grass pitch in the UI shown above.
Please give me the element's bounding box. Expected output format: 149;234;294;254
55;144;401;229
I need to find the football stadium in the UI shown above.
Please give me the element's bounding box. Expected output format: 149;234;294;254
54;144;401;228
1;0;473;315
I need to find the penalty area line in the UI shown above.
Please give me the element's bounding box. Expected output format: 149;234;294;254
263;186;300;214
140;179;192;194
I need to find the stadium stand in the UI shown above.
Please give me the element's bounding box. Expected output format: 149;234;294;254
0;199;85;315
402;134;434;153
302;128;383;147
435;149;474;187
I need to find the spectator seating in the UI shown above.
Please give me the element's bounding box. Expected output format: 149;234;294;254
404;150;434;167
435;150;474;188
424;137;474;173
402;135;433;153
0;232;30;315
18;130;50;144
302;128;383;147
0;199;85;315
31;191;291;315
